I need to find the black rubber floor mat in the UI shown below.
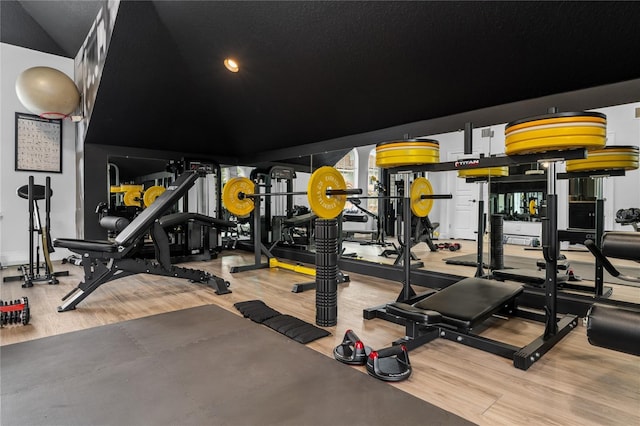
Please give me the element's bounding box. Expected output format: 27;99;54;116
233;300;280;323
234;301;330;344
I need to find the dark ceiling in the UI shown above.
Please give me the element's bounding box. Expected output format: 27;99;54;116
3;1;640;168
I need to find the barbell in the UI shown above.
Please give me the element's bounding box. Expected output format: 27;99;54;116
222;166;450;219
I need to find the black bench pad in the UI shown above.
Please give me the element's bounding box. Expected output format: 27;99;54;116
54;238;118;253
158;212;236;229
602;232;640;262
493;269;569;286
413;277;523;330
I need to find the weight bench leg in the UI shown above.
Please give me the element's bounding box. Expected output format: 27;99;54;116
58;260;120;312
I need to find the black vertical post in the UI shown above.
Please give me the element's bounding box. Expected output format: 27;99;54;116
594;177;605;296
464;122;473;155
253;194;262;266
28;176;35;280
45;176;51;230
400;174;416;301
475;183;485;278
542;162;558;338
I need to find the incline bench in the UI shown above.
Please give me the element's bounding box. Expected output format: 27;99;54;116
55;170;232;312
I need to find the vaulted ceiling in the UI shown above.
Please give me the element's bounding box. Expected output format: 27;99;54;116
3;1;640;167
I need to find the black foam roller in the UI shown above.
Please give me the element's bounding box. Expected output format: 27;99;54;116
490;214;504;270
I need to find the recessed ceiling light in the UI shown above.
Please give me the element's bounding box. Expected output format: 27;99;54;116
224;58;239;73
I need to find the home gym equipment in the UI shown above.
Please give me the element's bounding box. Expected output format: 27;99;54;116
504;111;606;155
54;170;232;312
364;116;587;370
584;231;640;356
222;167;448;220
315;218;339;326
333;330;372;365
565;145;639;173
234;300;330;344
226;166;449;280
616;207;640;231
3;176;69;287
366;345;412;382
414;215;439;252
0;297;30;327
375;139;440;168
15;66;80;119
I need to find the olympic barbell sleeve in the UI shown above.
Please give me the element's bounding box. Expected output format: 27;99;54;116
325;189;363;196
238;188;361;199
420;194;453;199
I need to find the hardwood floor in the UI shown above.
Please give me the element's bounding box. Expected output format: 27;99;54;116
1;242;639;425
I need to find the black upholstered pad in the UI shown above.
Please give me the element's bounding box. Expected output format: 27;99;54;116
17;184;50;200
283;212;317;225
602;232;640;261
53;238;118;253
492;269;569;286
413;278;523;330
158;212;236;229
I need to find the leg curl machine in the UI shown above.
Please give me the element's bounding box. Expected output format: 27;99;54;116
54;170;232;312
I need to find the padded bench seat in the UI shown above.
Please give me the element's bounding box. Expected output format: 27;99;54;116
493;268;569;287
388;277;523;330
54;238;118;253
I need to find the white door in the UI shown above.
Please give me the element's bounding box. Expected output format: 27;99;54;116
448;151;481;240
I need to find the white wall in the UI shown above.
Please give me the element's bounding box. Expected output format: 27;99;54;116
0;43;77;265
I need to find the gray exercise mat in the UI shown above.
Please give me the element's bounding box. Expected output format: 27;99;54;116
444;253;639;285
1;305;474;426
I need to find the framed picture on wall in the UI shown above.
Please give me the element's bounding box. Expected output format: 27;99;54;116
15;112;63;173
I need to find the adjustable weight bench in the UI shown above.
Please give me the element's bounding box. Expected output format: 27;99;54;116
54;171;232;312
382;277;578;370
584;232;640;356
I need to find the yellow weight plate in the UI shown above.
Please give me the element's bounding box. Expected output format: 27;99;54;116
457;167;509;178
505;112;607;155
110;185;124;193
307;166;347;219
376;155;440;168
566;145;639;172
376;148;440;159
566;160;638;173
222;177;255;217
505;135;606;155
123;190;142;207
505;124;606;145
143;185;166;207
505;115;606;134
376;141;440;151
410;177;433;218
375;140;440;168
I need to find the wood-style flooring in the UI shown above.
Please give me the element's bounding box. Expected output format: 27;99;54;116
1;240;639;425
